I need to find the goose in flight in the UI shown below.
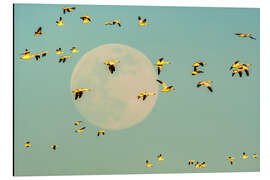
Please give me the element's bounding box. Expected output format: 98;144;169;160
155;57;171;75
59;56;71;63
145;160;153;167
227;156;234;165
56;17;65;26
63;7;76;14
72;88;90;100
157;154;165;161
200;162;207;168
34;27;44;36
197;81;213;92
74;121;82;126
70;47;80;53
80;15;91;23
97;130;105;136
188;160;195;165
105;20;121;27
252;154;258;159
138;16;148;26
20;48;33;60
192;61;206;71
242;152;248;159
75;127;86;133
34;51;48;60
104;60;120;74
24;141;32;148
50;144;57;151
195;162;201;168
235;33;256;40
56;48;64;55
157;80;175;92
137;92;156;101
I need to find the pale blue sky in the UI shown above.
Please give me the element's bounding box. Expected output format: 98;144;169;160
14;4;259;176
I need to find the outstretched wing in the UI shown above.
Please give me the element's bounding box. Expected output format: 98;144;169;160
157;79;167;89
239;71;243;77
207;86;213;92
75;92;79;100
36;27;42;33
143;95;147;101
78;91;83;98
157;65;162;75
34;54;40;60
109;64;115;74
199;62;204;66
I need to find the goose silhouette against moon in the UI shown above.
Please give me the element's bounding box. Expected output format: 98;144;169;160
70;44;158;130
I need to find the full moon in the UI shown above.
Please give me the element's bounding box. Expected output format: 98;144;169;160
70;44;158;130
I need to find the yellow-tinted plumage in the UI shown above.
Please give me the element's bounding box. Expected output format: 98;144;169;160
191;70;204;75
157;80;175;92
252;154;258;159
157;154;165;161
24;141;32;148
137;92;156;101
230;60;241;70
232;68;244;77
97;130;105;136
195;162;201;168
71;47;80;54
242;152;248;159
33;51;48;61
56;48;63;55
154;57;171;75
20;49;34;60
75;127;86;133
104;60;120;74
74;121;82;126
80;15;91;24
235;33;256;40
72;88;90;100
227;157;234;165
63;7;76;14
50;144;57;151
200;162;207;168
34;27;44;36
146;160;153;167
56;17;65;26
192;61;206;69
20;49;48;60
105;20;121;27
59;56;71;63
197;81;213;92
138;16;148;26
188;160;195;165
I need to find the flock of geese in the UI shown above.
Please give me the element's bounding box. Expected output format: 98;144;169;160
20;6;258;170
